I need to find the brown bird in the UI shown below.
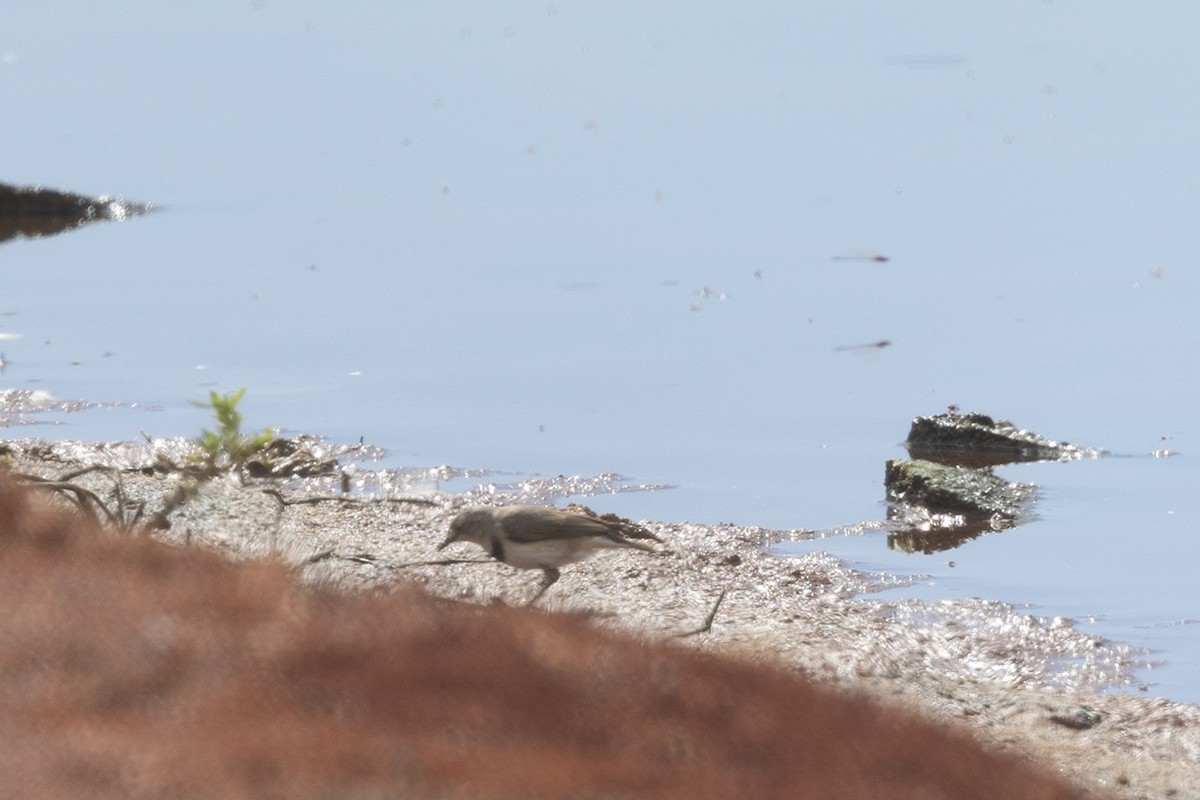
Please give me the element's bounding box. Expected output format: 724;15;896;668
438;505;661;602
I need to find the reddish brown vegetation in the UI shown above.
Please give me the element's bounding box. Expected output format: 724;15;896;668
0;472;1099;799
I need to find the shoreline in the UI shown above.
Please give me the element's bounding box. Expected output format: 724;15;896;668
4;436;1198;798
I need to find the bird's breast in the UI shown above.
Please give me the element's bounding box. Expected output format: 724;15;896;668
499;538;599;570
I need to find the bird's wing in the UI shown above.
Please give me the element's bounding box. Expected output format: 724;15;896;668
561;504;664;544
496;507;656;549
497;507;613;541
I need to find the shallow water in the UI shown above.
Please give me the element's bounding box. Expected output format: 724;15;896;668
3;3;1200;701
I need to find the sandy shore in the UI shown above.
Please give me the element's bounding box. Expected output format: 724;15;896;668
4;436;1198;799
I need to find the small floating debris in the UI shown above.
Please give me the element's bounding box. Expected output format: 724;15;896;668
833;339;891;352
0;182;152;244
832;254;889;263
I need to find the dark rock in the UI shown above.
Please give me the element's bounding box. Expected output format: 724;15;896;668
0;182;151;243
1049;707;1104;730
906;411;1104;468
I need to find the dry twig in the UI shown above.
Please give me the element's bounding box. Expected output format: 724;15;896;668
674;589;727;638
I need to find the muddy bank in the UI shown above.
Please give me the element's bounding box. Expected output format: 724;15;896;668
3;437;1197;798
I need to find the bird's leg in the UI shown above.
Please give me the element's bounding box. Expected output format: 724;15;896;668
527;566;561;605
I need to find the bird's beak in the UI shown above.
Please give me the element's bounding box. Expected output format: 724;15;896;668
436;535;453;551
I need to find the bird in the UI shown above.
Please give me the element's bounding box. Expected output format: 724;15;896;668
437;505;661;602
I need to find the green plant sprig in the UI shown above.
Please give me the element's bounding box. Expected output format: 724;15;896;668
189;387;274;474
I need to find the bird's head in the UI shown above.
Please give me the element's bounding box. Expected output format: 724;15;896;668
438;508;493;551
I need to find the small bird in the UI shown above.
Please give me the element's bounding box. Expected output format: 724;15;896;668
438;505;661;602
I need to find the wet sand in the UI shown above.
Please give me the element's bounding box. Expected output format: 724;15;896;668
4;436;1198;799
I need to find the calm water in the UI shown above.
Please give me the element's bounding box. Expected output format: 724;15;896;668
3;3;1199;701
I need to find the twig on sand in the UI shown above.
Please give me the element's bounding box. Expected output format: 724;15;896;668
392;557;495;569
674;589;727;638
18;474;121;527
299;549;382;567
298;552;494;570
261;488;439;510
